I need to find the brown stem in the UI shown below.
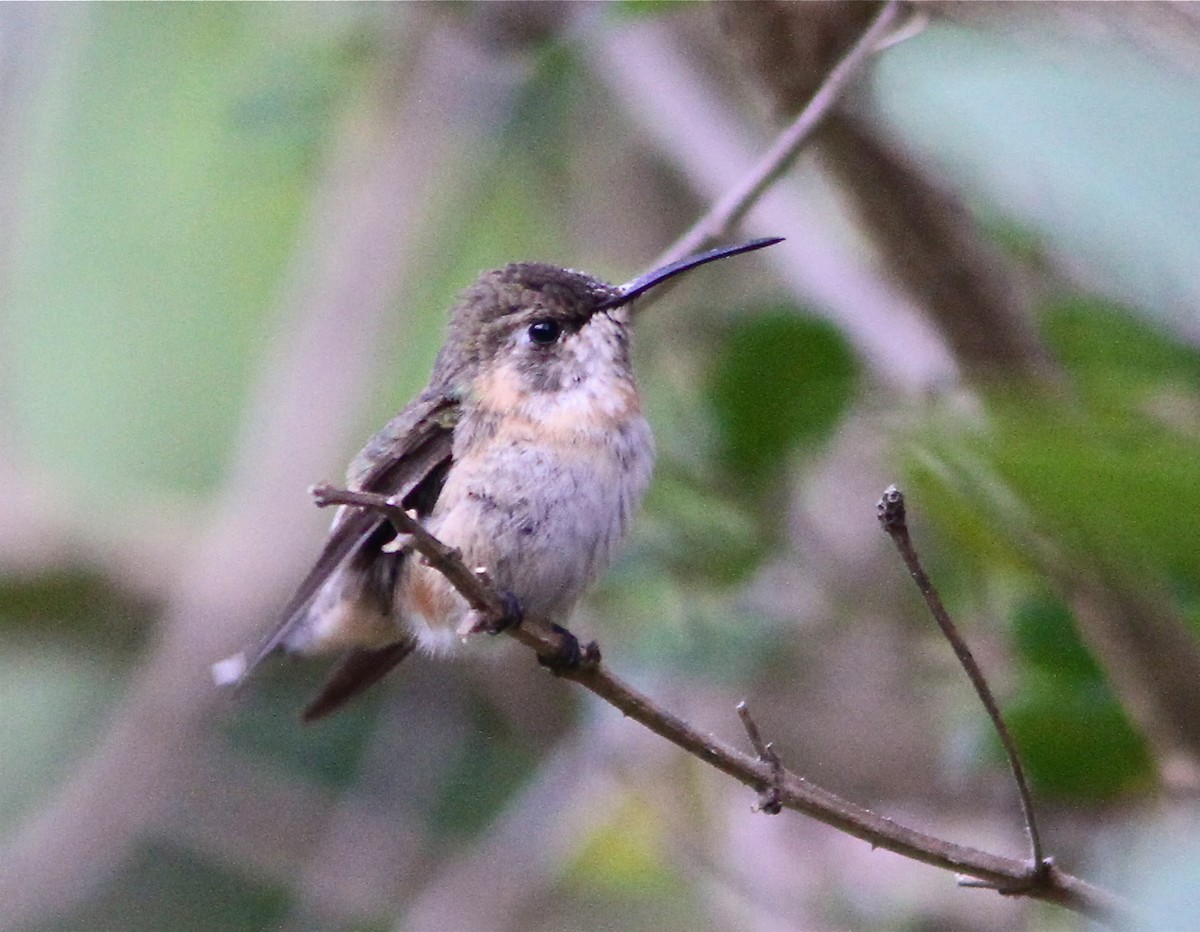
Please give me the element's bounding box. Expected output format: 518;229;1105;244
877;485;1047;879
650;0;904;272
311;483;1130;927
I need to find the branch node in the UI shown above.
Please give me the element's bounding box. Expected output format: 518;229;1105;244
1029;855;1056;889
309;481;339;508
485;589;523;635
737;700;784;815
957;859;1055;897
873;6;930;53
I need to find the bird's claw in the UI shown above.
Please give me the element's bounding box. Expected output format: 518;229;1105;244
537;624;591;673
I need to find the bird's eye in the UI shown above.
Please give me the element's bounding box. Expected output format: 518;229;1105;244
527;319;561;346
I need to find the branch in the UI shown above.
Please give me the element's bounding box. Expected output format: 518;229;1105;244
649;0;904;272
593;0;959;392
877;487;1047;875
310;484;1131;928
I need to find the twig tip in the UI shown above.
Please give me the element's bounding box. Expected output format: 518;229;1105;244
876;484;906;532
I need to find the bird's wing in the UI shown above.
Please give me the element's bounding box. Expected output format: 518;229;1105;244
233;392;459;682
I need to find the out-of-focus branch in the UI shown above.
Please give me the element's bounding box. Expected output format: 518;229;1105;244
584;5;958;392
717;0;1200;802
308;484;1131;927
0;15;507;926
718;0;1057;385
651;0;902;270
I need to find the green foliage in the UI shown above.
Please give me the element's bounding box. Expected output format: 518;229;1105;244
8;5;375;501
0;647;129;836
583;308;857;672
707;309;858;486
908;299;1197;802
911;300;1200;586
562;796;683;896
1006;597;1154;799
223;666;381;791
427;702;540;841
0;573;148;835
1007;684;1153;800
48;842;289;932
11;5;1200;927
596;546;786;680
1045;298;1200;392
639;472;766;586
0;570;149;644
981;402;1200;582
1010;594;1103;681
609;1;693;20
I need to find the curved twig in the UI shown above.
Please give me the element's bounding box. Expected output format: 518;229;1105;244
310;484;1131;928
877;486;1046;876
650;0;904;272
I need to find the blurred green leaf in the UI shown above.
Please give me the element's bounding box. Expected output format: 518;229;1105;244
1006;677;1153;801
981;401;1200;584
9;5;376;500
0;647;127;835
223;664;381;791
0;570;150;646
562;796;682;897
427;701;539;841
638;472;766;586
47;841;288;932
908;298;1200;588
707;309;857;484
1011;596;1104;681
609;1;689;20
904;300;1200;803
1004;595;1154;800
1043;298;1200;412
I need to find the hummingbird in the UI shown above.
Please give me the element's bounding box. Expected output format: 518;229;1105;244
218;237;783;720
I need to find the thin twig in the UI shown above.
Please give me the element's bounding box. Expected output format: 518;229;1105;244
589;7;956;391
311;484;1128;927
877;485;1048;883
736;701;784;814
650;0;904;273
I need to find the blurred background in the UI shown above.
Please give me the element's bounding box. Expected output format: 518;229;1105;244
2;2;1199;929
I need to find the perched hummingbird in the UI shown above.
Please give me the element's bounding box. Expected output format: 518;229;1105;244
219;237;782;720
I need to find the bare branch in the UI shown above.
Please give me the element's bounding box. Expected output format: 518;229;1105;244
587;3;957;391
311;484;1130;927
650;0;904;271
877;486;1047;878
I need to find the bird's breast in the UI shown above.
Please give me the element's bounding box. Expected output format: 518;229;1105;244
400;363;655;642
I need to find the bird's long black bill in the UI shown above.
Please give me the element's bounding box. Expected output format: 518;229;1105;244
601;236;784;310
